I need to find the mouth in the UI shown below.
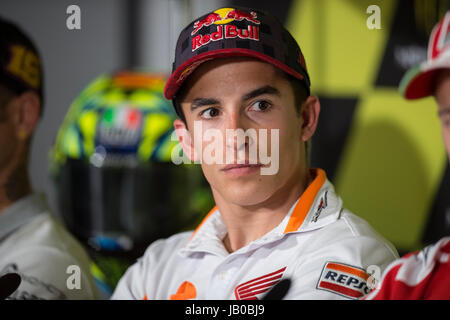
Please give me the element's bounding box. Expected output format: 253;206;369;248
220;163;263;176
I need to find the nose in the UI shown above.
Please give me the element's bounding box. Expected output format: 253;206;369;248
223;110;255;160
224;110;242;148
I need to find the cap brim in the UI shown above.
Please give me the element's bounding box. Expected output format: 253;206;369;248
399;58;450;100
164;48;305;100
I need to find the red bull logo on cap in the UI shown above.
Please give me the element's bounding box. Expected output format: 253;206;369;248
191;8;260;35
191;8;261;52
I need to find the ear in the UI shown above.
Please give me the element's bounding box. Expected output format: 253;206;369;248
12;91;41;140
300;95;320;142
173;119;200;162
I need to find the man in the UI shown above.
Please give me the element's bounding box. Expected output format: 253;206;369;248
364;11;450;300
0;17;97;299
112;7;398;300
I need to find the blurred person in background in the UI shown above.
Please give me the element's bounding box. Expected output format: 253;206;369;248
0;17;97;300
49;71;213;298
365;11;450;300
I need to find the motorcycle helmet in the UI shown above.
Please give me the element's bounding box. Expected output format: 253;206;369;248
49;71;213;295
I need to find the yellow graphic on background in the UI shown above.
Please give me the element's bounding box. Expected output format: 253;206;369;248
337;91;445;249
287;0;446;250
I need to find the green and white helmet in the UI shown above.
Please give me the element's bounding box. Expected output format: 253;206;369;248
51;71;177;169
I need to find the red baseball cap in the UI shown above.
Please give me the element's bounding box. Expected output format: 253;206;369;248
400;11;450;100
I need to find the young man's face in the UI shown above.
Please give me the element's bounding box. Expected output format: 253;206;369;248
174;57;319;207
435;69;450;161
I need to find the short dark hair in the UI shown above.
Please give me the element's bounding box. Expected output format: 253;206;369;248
172;71;309;124
283;73;309;116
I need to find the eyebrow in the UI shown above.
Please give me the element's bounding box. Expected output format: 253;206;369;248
189;85;281;111
190;98;220;111
242;85;281;101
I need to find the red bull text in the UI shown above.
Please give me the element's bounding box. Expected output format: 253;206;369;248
192;24;259;51
191;8;261;52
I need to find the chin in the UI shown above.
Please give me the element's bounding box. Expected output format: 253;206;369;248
219;178;277;207
205;163;291;207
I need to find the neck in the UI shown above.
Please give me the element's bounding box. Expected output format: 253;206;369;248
0;147;32;212
216;167;313;253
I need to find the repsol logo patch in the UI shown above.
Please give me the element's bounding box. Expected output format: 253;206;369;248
316;261;371;299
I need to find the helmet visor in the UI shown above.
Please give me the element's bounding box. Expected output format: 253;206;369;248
54;158;212;252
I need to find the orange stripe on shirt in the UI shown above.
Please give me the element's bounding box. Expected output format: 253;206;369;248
283;168;327;234
327;262;369;280
189;206;217;241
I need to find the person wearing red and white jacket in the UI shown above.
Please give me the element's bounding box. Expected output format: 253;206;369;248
365;11;450;300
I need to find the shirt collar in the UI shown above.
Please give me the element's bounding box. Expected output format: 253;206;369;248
181;168;343;256
0;193;49;240
280;169;343;234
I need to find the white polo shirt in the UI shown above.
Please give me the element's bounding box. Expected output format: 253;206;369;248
0;193;98;300
112;169;398;300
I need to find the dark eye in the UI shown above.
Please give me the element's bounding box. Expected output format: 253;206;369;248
439;114;450;127
200;107;220;119
250;100;272;112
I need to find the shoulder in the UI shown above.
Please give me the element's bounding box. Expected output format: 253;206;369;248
141;231;194;261
286;210;399;300
304;209;399;276
3;212;93;267
5;212;72;247
0;213;97;299
291;175;398;263
134;231;193;281
1;245;97;300
307;209;399;262
111;231;193;300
